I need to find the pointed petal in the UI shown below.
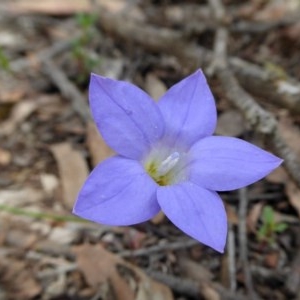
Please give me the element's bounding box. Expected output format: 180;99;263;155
158;70;216;148
89;74;164;159
189;136;283;191
157;182;227;252
73;156;160;225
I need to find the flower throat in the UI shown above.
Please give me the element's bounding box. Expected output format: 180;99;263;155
145;151;182;186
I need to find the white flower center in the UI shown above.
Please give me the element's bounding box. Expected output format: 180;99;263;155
143;146;188;186
156;152;180;176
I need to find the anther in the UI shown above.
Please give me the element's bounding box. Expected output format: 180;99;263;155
156;152;180;176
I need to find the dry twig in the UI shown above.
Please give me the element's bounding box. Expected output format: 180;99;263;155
43;58;91;123
238;188;257;300
119;239;199;258
148;270;248;300
94;6;300;115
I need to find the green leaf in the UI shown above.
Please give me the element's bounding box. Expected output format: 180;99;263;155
0;47;10;71
275;222;288;233
257;225;268;240
262;205;275;225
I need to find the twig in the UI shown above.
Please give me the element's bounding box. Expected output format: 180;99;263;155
221;192;284;203
209;18;300;188
148;270;248;300
10;38;74;73
217;67;300;188
119;239;199;258
0;204;87;223
207;27;228;75
95;7;300;114
238;188;256;300
208;0;226;23
160;4;299;33
37;264;77;279
43;58;91;123
147;270;200;298
227;224;236;292
285;234;300;296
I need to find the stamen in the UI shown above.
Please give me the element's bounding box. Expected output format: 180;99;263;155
156;152;180;176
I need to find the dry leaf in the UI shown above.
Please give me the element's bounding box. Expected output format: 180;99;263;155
247;202;263;233
144;73;167;101
278;114;300;156
73;244;174;300
2;0;91;15
50;143;88;209
5;229;37;249
0;74;28;103
266;166;288;184
0;259;41;300
264;251;280;268
40;173;59;197
1;0;145;20
275;115;300;216
254;0;300;22
286;181;300;217
178;257;213;282
0;100;38;135
0;188;44;206
151;211;165;224
0;148;12;166
215;109;245;137
225;203;238;225
86;121;114;167
178;258;219;300
283;22;300;42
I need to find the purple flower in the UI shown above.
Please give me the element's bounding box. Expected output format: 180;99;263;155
73;70;282;252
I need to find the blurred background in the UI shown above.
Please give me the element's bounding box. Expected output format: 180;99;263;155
1;0;300;299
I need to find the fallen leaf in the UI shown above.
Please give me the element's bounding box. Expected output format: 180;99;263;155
178;258;219;300
253;0;300;22
50;143;88;209
178;257;213;282
266;166;288;184
0;259;41;300
48;226;78;245
215;109;245;137
0;100;38;135
5;229;37;249
1;0;145;20
278;113;300;156
151;211;165;224
286;181;300;217
0;148;11;166
0;188;44;206
144;73;167;101
86;121;114;167
264;251;280;268
283;21;300;42
2;0;91;15
73;244;174;300
276;114;300;216
0;73;28;103
225;203;238;225
247;202;263;233
40;173;59;197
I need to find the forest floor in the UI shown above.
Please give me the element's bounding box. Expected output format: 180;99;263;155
1;0;300;299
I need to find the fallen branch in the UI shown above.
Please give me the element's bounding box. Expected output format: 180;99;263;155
95;7;300;114
217;67;300;188
43;58;91;123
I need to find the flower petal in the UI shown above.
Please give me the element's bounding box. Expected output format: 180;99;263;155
157;182;227;252
188;136;283;191
73;156;160;225
158;70;216;148
89;74;165;159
